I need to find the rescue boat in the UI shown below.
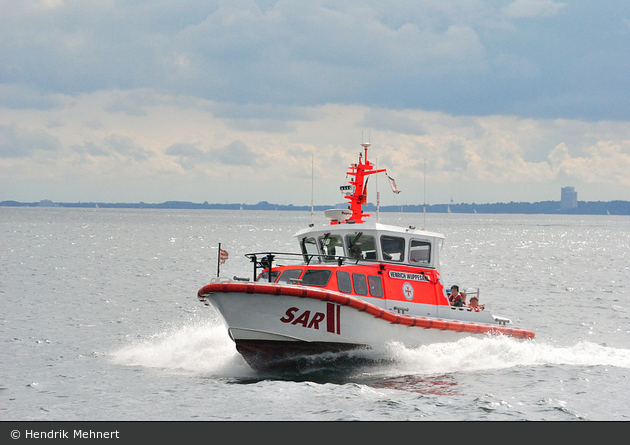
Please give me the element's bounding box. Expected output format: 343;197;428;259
197;143;535;371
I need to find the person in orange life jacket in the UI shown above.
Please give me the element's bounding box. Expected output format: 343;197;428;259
449;285;463;306
468;296;485;311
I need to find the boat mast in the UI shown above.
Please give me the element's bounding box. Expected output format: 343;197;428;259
310;155;314;224
344;142;386;224
423;158;426;230
376;156;379;223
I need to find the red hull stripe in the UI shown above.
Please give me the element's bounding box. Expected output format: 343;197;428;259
198;282;535;339
326;302;335;334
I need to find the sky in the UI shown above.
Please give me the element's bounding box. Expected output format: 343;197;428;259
1;0;630;207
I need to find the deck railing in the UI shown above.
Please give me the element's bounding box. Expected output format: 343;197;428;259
242;251;437;282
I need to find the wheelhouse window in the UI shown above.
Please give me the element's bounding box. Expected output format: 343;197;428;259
301;269;332;287
300;237;320;263
318;234;344;261
277;268;303;284
352;273;368;295
336;270;352;293
345;233;377;260
258;270;280;282
381;235;405;262
409;239;431;264
368;275;383;298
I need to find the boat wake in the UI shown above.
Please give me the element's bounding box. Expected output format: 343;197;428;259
109;319;255;378
110;321;630;383
377;336;630;377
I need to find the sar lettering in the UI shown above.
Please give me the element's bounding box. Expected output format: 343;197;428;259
280;307;327;330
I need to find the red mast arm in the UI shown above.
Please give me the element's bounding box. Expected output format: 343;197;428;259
344;145;386;224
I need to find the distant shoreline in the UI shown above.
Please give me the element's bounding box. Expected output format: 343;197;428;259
2;199;629;215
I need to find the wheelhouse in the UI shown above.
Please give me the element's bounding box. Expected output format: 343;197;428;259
294;221;444;271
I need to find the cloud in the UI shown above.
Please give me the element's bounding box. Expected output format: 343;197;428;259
104;134;152;161
71;141;108;157
105;101;148;117
0;123;61;158
2;93;630;203
0;84;63;110
209;102;315;132
165;143;211;170
165;142;207;158
2;1;628;120
503;0;566;18
164;139;262;169
360;109;429;136
212;140;258;166
549;141;630;185
2;2;630;204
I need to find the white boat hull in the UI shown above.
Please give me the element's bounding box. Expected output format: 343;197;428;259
199;282;534;371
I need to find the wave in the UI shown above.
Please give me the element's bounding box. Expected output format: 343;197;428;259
109;322;630;380
109;320;255;378
377;336;630;376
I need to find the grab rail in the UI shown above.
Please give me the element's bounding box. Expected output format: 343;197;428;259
243;251;438;283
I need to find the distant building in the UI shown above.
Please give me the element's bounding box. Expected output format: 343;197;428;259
38;199;55;207
560;186;577;210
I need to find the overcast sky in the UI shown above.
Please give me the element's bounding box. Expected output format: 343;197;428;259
2;0;630;206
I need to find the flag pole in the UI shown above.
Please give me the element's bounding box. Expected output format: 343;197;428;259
217;242;221;278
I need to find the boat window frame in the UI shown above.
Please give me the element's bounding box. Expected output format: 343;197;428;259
336;270;353;293
352;272;368;296
257;270;280;282
345;232;377;260
380;235;405;262
301;269;332;287
318;233;345;262
368;275;383;298
277;268;303;284
409;239;432;265
300;237;320;263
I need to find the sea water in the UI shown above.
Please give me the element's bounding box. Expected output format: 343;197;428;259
1;208;629;421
